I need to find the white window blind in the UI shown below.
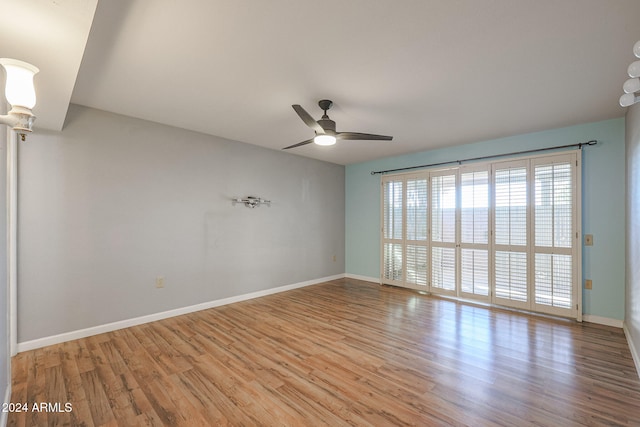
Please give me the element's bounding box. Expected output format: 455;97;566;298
382;180;403;283
383;180;403;241
432;247;456;291
495;167;527;247
380;152;579;319
460;169;489;297
533;160;575;312
406;178;428;241
461;171;489;245
383;243;403;282
494;164;529;306
535;254;572;308
406;178;428;287
431;175;456;243
461;249;489;296
431;173;457;294
535;164;572;248
406;245;428;286
495;251;528;302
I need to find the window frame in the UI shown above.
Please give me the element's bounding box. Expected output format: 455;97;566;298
379;150;582;320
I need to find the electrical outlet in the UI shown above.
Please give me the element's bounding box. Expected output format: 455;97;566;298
156;276;165;288
585;234;593;246
585;279;592;290
332;255;337;262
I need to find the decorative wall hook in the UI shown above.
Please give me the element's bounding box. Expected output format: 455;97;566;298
232;196;271;208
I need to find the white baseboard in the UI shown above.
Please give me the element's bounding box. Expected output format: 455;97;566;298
17;274;344;353
1;382;10;427
582;314;624;328
623;323;640;378
344;279;627;328
344;273;380;284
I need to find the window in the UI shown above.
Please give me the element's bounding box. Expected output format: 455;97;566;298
380;152;580;319
493;161;529;308
460;168;489;298
382;179;403;283
532;155;577;316
406;177;428;287
431;172;457;294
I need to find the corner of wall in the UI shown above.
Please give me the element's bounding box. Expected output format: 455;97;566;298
625;103;640;379
624;323;640;378
1;382;10;427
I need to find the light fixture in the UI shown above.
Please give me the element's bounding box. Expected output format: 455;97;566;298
628;60;640;79
624;78;640;94
0;58;39;138
620;93;640;107
232;196;272;208
314;134;336;146
620;42;640;107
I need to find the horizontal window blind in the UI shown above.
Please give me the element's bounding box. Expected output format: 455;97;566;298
533;159;575;314
380;151;579;319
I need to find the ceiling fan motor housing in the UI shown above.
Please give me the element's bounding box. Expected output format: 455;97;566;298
317;100;335;134
317;118;336;134
318;99;333;111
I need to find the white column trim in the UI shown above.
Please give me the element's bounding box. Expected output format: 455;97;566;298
7;129;17;357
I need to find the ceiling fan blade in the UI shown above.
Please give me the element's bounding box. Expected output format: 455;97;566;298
337;132;393;141
282;138;314;150
292;105;325;134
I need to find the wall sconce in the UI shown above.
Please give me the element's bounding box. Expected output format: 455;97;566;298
0;58;39;140
620;41;640;107
232;196;271;208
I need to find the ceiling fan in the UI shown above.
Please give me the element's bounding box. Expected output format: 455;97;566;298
283;99;393;150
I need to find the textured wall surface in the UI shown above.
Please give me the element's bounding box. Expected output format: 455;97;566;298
17;105;345;342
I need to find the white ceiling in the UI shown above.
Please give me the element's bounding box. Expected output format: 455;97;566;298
4;1;640;165
0;0;97;131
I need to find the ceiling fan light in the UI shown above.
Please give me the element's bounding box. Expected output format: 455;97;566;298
634;40;640;58
314;134;336;146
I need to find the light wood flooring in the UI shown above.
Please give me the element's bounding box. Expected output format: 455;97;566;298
8;278;640;426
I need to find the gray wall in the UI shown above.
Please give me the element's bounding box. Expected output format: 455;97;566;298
626;104;640;365
17;105;345;343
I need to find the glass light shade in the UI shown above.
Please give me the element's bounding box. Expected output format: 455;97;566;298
0;58;39;109
628;60;640;78
314;134;337;146
620;93;637;107
634;40;640;59
623;78;640;94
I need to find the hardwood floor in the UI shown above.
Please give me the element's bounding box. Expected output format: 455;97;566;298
8;278;640;426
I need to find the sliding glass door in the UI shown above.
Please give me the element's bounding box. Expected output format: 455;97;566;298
405;176;429;288
492;160;530;309
459;167;490;300
380;152;580;319
382;177;403;286
532;155;578;317
381;174;428;289
430;170;457;296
